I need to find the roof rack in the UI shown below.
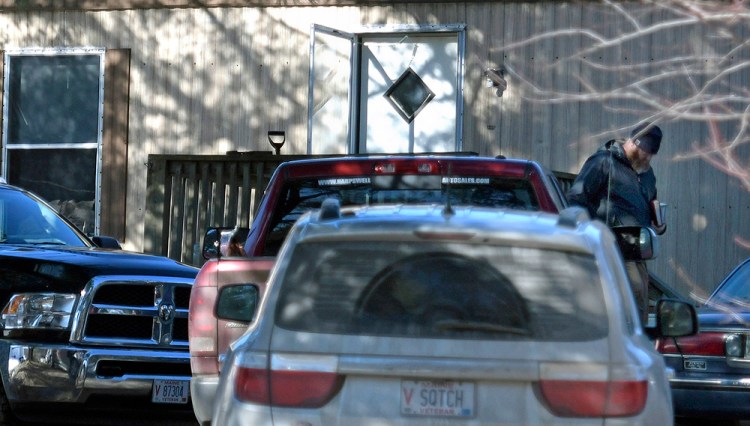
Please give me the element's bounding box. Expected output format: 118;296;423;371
317;198;342;221
557;207;589;228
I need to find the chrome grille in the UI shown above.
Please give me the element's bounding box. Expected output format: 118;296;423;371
70;276;193;348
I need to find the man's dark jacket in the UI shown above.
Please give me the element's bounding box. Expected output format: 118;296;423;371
567;139;657;227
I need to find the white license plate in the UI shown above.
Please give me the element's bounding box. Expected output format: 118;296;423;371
400;380;474;417
152;379;189;404
684;359;707;370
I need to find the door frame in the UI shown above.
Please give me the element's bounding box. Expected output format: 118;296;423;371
307;23;466;154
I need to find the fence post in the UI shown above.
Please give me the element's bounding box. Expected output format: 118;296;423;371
144;156;169;256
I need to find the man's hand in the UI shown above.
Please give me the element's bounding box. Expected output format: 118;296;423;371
652;223;667;235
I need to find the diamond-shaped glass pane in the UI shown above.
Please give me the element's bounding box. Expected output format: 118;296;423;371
383;68;435;123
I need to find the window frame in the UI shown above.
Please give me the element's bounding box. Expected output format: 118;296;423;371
2;47;106;233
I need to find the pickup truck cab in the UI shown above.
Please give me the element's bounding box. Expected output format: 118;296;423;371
188;153;569;425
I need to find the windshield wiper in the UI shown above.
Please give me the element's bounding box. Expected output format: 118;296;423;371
22;241;66;246
433;319;530;335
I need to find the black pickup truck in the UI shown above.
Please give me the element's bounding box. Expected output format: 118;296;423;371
0;181;198;423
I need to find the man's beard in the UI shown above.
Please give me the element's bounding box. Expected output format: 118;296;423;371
631;158;651;173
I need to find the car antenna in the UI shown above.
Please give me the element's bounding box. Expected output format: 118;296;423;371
442;162;455;218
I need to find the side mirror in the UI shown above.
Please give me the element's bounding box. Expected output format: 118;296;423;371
91;236;122;250
655;298;698;338
202;227;250;260
216;284;259;323
612;226;658;261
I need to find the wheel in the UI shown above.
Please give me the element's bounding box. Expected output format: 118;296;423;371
0;382;20;425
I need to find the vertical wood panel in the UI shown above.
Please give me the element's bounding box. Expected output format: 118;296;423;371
463;3;489;156
183;161;199;264
167;162;185;260
144;157;168;256
549;3;581;173
101;48;131;242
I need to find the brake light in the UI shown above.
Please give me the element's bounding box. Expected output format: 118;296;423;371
540;379;647;417
373;162;436;174
656;332;726;356
234;353;344;407
188;286;218;374
538;363;647;418
418;163;434;173
374;163;396;174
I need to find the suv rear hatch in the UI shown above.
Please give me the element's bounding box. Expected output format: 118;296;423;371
235;238;652;424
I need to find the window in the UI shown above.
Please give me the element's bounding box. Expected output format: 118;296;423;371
262;175;540;256
383;67;435;123
2;49;105;234
276;241;607;341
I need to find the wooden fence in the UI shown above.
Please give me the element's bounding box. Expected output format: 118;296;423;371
144;151;302;265
144;152;575;266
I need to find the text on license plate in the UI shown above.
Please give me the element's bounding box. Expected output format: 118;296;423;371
401;380;474;417
684;360;707;370
152;379;189;404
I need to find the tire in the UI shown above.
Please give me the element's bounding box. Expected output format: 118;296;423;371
0;382;19;425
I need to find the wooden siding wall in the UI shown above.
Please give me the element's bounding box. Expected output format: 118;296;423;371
0;3;748;300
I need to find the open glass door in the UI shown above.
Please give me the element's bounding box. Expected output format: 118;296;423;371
307;25;356;154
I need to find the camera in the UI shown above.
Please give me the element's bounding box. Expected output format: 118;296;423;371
485;68;507;96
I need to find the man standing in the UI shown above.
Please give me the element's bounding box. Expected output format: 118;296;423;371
567;122;666;324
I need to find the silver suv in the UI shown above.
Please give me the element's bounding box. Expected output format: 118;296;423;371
212;201;696;425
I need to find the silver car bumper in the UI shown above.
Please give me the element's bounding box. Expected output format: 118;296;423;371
1;341;190;404
191;375;219;426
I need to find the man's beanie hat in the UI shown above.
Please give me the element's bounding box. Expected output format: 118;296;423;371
631;122;662;155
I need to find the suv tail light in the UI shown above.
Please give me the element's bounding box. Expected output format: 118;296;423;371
234;353;344;407
538;363;647;417
188;286;219;374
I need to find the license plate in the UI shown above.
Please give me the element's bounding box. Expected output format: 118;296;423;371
152;379;189;404
400;380;474;417
684;359;707;370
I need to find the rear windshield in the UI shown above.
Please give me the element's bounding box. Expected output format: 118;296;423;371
275;241;608;341
263;176;540;255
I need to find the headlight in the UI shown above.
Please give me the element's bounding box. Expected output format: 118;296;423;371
1;293;77;330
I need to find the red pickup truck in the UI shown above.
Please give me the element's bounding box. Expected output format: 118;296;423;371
187;154;570;425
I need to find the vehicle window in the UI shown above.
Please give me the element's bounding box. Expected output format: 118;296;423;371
275;241;607;341
262;176;540;255
709;261;750;305
0;189;87;246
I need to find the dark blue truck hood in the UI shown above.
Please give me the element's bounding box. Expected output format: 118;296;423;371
0;244;197;298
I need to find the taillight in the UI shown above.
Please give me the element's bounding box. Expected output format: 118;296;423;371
373;161;436;174
234;353;344;407
539;363;647;418
188;286;218;374
374;163;397;174
540;379;647;417
656;332;727;356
